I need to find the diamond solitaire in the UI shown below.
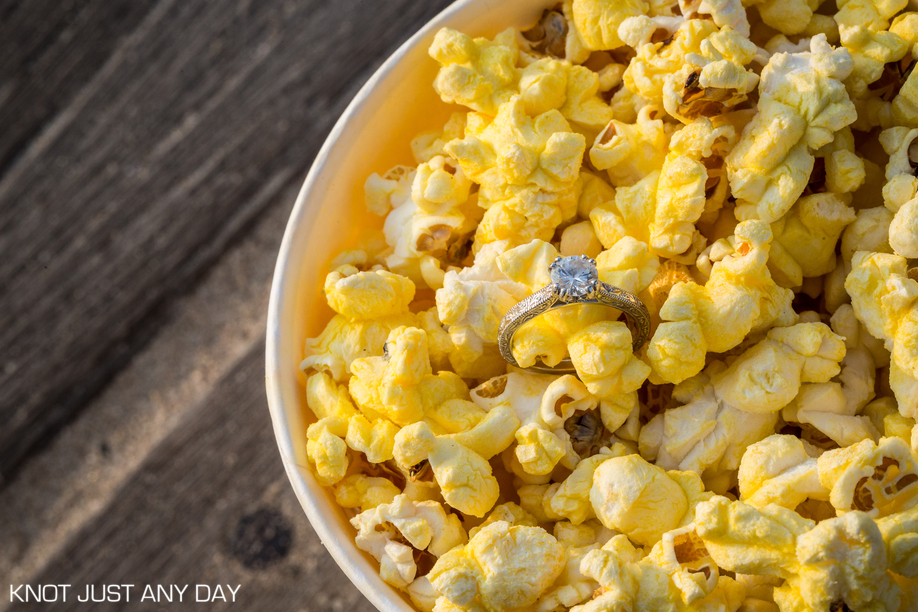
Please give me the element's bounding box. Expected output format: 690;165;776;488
497;254;651;373
549;255;598;300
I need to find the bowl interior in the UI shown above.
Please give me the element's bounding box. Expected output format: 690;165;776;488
266;1;547;610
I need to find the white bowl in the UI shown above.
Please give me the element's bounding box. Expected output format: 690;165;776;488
265;1;548;610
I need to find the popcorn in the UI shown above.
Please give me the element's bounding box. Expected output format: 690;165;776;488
299;8;918;610
436;241;529;378
428;521;566;611
324;266;416;321
590;454;710;546
349;327;469;426
738;435;828;510
846;252;918;419
589;106;669;187
352;495;467;589
642;323;846;475
767;193;856;288
647;220;795;384
572;528;745;611
727;36;857;223
773;512;902;612
571;0;650;51
446;96;585;248
835;0;909;100
650;117;736;257
817;437;918;517
334;474;401;512
394;421;500;517
429;28;520;115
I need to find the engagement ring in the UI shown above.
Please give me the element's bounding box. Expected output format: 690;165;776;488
497;255;651;374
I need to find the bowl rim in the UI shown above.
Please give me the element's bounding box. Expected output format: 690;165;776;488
265;1;475;610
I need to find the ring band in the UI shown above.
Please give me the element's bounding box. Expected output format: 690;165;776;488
497;255;651;374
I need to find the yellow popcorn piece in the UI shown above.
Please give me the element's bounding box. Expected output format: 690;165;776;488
836;0;909;100
768;193;856;288
590;454;708;546
306;418;350;486
647;220;795;384
349;327;469;426
571;0;650;50
447;97;585;249
412;113;467;165
727;36;857;223
738;435;828;510
695;496;814;578
569;321;651;399
846;251;918;419
523;445;630;524
352;494;467;589
468;502;538;539
373;156;482;287
334;474;401;512
428;521;566;611
642;323;845;475
560;220;603;258
818;437;918;517
879;126;918;258
394;421;499;517
573;528;745;612
650;117;736;258
745;0;825;36
773;512;902;612
429;28;519;115
679;0;749;36
623;19;758;123
441;404;520;460
515;375;599;475
436;241;529;378
301;312;417;381
841;206;894;261
589;106;669;187
518;58;615;132
324;265;416;321
596;236;660;296
534;543;601;612
877;504;918;577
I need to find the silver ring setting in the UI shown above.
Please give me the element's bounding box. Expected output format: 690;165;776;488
497;255;651;374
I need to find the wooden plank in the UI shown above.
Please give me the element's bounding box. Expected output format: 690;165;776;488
0;0;453;483
7;339;379;612
0;0;161;178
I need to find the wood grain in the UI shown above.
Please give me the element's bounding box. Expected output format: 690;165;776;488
7;340;378;612
0;0;453;483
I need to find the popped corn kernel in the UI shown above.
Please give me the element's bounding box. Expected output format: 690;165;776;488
571;0;650;51
352;494;467;589
818;437;918;517
647;220;795;384
394;420;500;518
429;28;520;115
428;521;566;611
324;265;416;321
726;36;857;223
835;0;910;100
589;106;669;187
349;326;469;426
738;434;828;510
335;474;401;512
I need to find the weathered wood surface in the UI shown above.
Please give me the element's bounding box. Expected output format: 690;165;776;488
0;0;453;609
